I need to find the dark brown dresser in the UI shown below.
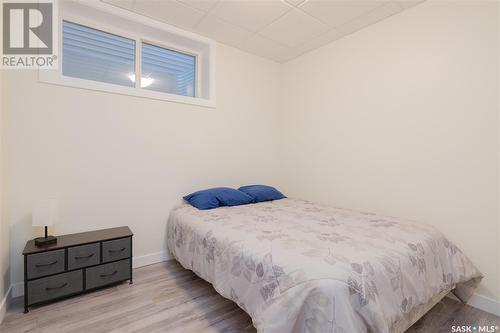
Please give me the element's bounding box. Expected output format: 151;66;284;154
22;226;133;313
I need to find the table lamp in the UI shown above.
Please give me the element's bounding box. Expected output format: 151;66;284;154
32;198;58;246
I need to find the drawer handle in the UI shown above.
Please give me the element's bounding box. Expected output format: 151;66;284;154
74;253;94;260
108;247;126;253
35;260;58;268
100;270;118;278
45;283;68;291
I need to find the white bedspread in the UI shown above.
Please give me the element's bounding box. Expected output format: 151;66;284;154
167;199;482;333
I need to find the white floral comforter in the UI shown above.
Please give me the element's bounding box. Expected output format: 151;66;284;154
167;199;482;333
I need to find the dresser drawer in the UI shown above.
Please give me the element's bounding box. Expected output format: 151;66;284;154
85;259;130;290
102;238;131;262
27;270;83;305
27;249;65;279
68;243;100;270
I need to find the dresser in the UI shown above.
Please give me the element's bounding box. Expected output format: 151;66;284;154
22;226;133;313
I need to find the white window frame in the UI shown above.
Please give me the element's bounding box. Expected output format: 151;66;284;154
39;1;216;108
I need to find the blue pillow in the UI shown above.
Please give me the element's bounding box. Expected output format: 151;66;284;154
238;185;286;203
183;187;253;210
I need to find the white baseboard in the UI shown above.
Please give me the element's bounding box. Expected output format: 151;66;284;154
132;251;172;268
11;281;23;299
0;285;12;324
467;293;500;317
10;251;173;299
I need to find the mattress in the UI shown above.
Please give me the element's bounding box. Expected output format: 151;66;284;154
167;198;482;333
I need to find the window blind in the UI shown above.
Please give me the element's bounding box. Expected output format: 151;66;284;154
141;43;196;97
62;21;135;87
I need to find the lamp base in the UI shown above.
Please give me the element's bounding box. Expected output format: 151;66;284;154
34;236;57;247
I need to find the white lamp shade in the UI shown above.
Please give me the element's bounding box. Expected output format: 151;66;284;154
32;199;59;227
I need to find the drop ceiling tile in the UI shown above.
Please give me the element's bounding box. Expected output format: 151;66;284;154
194;14;254;47
295;28;342;56
210;0;292;32
132;0;206;29
260;9;329;48
242;34;293;62
336;1;404;36
177;0;219;12
101;0;135;10
300;0;387;28
396;0;426;10
102;0;424;63
273;52;299;63
284;0;307;7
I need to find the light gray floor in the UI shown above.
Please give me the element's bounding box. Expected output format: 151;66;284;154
1;260;499;333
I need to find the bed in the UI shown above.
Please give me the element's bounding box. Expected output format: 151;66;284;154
167;198;482;333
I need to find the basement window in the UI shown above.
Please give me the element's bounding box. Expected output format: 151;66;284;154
141;42;196;97
62;21;136;88
39;1;215;107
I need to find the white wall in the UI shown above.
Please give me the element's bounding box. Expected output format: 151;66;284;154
2;0;499;314
0;61;11;322
3;43;281;291
281;0;499;303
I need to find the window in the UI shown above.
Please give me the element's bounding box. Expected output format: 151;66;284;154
40;1;215;107
141;43;196;97
62;21;196;97
62;21;135;87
